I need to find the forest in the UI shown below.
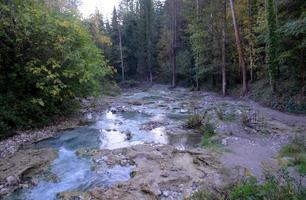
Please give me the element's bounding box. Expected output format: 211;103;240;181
0;0;305;136
103;0;305;110
0;0;305;200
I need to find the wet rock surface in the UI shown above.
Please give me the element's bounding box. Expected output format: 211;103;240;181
1;84;306;199
0;148;57;196
81;144;220;200
0;119;78;159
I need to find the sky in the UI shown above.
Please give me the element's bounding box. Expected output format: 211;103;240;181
79;0;119;19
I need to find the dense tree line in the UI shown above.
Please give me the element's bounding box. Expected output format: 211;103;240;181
0;0;112;137
0;0;305;137
99;0;305;112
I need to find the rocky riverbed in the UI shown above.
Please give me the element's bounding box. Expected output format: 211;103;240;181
0;85;305;199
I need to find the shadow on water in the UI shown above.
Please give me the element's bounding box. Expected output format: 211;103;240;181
33;127;100;150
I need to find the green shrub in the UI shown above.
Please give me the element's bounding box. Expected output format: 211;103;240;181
0;0;112;137
200;122;216;147
190;174;305;200
189;190;214;200
280;135;306;175
228;176;303;200
249;79;306;114
185;114;203;129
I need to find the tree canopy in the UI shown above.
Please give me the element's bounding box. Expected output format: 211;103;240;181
0;0;112;137
0;0;305;137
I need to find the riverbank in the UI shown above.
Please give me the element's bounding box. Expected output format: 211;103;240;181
0;95;115;159
1;84;305;199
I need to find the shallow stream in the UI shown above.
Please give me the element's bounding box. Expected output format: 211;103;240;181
7;86;204;200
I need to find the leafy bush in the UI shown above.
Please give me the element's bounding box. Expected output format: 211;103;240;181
0;0;112;137
249;79;306;114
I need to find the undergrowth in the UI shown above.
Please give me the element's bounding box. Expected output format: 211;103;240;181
185;114;203;129
249;79;306;114
185;114;220;148
280;134;306;175
200;122;217;147
190;170;305;200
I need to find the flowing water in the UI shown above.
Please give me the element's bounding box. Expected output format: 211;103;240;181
7;86;204;200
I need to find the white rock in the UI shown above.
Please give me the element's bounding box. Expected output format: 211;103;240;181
180;109;188;113
222;138;228;146
0;187;9;194
6;176;19;186
163;191;169;197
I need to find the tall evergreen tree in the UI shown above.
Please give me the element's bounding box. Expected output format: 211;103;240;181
110;7;124;81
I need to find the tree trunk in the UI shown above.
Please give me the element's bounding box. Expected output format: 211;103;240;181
118;25;124;82
195;0;199;91
229;0;248;95
222;0;227;96
248;0;255;83
146;0;153;83
171;0;177;87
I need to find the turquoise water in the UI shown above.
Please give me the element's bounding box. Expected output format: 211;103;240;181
7;86;202;199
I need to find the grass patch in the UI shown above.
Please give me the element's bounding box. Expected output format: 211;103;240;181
185;114;223;149
185;114;203;129
190;172;305;200
200;122;217;147
280;135;306;175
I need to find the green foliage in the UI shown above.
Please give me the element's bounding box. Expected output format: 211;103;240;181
280;135;306;175
189;190;214;200
250;79;306;113
102;0;306;113
228;176;303;200
266;0;279;92
191;174;305;200
0;0;112;137
184;0;224;89
200;122;216;147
